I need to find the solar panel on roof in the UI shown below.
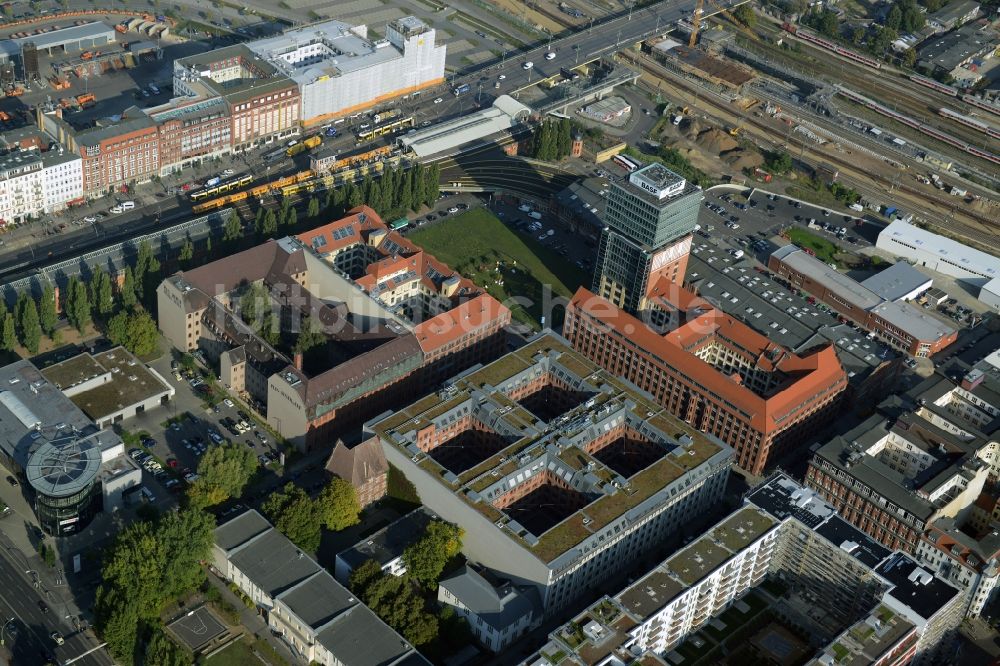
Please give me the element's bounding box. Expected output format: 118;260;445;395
332;225;354;241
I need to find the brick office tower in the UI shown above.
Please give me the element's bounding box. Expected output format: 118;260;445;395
592;162;702;313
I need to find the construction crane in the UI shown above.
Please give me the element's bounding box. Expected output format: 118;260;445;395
688;0;761;47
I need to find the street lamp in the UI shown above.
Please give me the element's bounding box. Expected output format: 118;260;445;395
1;617;13;646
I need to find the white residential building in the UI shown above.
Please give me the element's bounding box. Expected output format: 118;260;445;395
438;565;541;653
0;146;82;224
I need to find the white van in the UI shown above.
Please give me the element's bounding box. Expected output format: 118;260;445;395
730;249;744;259
121;201;135;210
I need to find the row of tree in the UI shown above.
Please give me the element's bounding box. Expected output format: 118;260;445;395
262;479;361;552
527;118;576;161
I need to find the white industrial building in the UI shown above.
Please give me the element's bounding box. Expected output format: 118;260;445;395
860;261;933;302
980;278;1000;311
247;16;446;127
876;221;1000;300
0;146;82;224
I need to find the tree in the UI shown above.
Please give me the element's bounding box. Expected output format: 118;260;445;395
261;209;278;237
262;483;321;552
885;4;902;31
352;566;439;646
403;520;463;588
157;508;215;599
0;312;15;352
903;47;917;69
763;150;793;175
120;266;138;309
307;196;320;219
95;587;141;664
39;284;57;337
222;211;243;243
425;164;441;204
732;3;756;28
188;444;258;508
345;179;363;209
239;282;270;329
144;625;192;666
293;315;325;354
284;206;297;229
316;478;360;531
90;267;115;318
254;206;266;235
106;309;159;357
14;293;41;354
349;559;384;594
178;239;194;264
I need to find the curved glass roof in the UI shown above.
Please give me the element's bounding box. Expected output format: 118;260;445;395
25;435;102;498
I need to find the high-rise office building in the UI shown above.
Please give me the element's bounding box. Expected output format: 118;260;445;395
592;162;702;312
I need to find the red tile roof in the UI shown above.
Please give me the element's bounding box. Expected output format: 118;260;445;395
569;284;847;434
413;293;511;354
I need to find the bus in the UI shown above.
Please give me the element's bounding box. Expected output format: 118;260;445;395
613;154;639;172
453;83;471;96
389;218;410;232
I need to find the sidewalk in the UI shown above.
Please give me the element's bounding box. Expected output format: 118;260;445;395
204;571;299;665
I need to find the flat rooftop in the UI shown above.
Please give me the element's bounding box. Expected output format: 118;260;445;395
10;21;115;50
876;552;959;622
771;245;883;311
42;347;173;422
860;262;932;302
686;244;897;378
373;331;730;566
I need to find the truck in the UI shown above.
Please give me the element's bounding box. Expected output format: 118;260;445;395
453;83;471;96
849;203;864;212
883;206;898;218
76;93;96;108
286;135;321;156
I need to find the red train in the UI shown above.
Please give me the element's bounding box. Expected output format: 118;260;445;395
962;94;1000;120
781;23;883;69
909;74;958;97
836;85;1000;166
938;107;1000;141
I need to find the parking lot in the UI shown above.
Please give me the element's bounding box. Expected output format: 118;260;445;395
123;352;288;504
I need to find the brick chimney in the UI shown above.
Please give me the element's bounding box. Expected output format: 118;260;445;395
293;351;303;371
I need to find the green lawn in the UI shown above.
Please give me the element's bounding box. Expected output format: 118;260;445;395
785;227;841;266
408;208;588;329
204;639;257;666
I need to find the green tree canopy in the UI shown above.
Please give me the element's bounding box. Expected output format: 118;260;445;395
262;482;322;552
402;520;463;589
65;276;92;333
222;211;243;243
144;625;193;666
15;293;41;354
188;443;258;508
105;309;159;357
0;312;15;352
351;564;439;646
39;284;57;337
316;478;361;531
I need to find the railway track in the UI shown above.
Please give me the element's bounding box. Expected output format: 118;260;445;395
748;23;998;156
629;54;1000;243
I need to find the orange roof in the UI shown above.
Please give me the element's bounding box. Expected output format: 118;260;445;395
296;205;384;255
569;285;847;434
413;293;511;354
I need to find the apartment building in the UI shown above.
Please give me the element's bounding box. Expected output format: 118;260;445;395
917;517;1000;617
37;106;159;197
768;245;958;357
807;410;991;554
157;207;509;451
564;280;847;475
0;142;82;223
438;565;542;652
295;208;510;385
592;163;701;313
369;331;734;614
212;510;428;665
535;474;962;666
173;45;301;153
147;96;233;175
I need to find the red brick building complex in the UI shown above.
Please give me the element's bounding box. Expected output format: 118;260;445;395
563;280;848;474
768;245;957;357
